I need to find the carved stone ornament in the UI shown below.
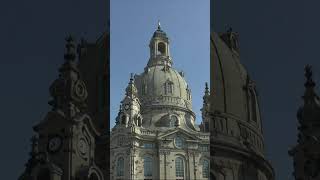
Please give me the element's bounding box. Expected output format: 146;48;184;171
72;80;88;102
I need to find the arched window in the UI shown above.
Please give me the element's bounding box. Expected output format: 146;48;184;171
157;42;166;55
202;160;209;178
121;115;126;124
249;89;257;122
137;116;142;127
169;116;178;127
169;119;175;127
175;137;184;148
186;88;191;100
164;81;174;95
175;157;184;178
37;168;50;180
116;157;124;177
144;156;153;177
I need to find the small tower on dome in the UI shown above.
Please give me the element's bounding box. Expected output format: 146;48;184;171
200;82;210;132
147;21;173;68
114;74;142;128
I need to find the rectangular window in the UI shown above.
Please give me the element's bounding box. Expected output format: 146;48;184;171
144;143;154;149
199;145;209;152
144;157;153;176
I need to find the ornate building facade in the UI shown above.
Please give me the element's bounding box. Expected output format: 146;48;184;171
289;65;320;180
18;33;110;180
17;22;280;180
210;30;275;180
109;23;210;180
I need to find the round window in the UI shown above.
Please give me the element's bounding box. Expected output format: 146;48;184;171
175;137;184;148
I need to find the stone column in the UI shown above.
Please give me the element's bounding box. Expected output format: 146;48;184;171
159;150;166;180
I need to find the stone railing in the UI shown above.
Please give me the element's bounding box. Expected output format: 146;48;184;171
197;134;210;140
138;128;156;136
141;96;192;110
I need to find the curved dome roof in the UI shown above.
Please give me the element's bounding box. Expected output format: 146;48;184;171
134;65;192;111
211;32;249;121
211;31;267;156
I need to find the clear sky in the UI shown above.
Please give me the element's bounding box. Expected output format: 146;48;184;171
110;0;210;127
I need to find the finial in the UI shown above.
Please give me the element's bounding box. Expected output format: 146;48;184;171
304;64;315;88
64;34;76;62
130;73;134;82
126;73;137;97
205;82;209;95
158;20;161;30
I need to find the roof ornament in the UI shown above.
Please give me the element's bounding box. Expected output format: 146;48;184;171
163;61;169;71
158;20;161;30
303;64;320;105
130;73;134;83
304;64;316;88
126;73;138;97
205;82;209;96
64;35;77;62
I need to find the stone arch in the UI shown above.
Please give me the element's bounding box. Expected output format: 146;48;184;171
116;156;125;177
157;42;166;55
135;114;143;127
88;166;104;180
169;114;179;127
174;154;187;179
164;80;174;95
121;113;129;125
248;88;258;123
200;158;210;179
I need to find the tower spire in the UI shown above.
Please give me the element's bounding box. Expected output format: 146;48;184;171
48;35;88;117
126;73;138;97
303;64;319;105
205;82;209;96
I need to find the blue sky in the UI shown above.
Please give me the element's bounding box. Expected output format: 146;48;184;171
110;0;210;127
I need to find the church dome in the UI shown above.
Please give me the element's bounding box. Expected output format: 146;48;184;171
210;31;275;180
211;31;248;120
134;65;192;110
211;31;265;137
134;23;193;113
129;23;197;131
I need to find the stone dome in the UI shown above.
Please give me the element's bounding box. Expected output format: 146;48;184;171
211;31;265;150
134;65;192;111
210;31;275;179
127;24;197;131
211;32;249;121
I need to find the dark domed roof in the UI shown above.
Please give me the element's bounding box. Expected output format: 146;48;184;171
152;23;168;39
